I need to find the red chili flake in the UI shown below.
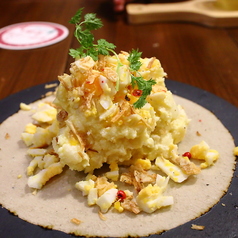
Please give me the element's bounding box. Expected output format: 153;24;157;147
117;190;126;201
132;89;143;97
182;152;192;159
199;119;202;122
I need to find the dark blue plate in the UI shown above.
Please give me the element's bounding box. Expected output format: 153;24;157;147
0;79;237;238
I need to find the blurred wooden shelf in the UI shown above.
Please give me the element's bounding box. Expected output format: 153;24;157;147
127;0;238;27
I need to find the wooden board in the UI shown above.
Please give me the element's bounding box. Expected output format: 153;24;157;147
126;0;238;27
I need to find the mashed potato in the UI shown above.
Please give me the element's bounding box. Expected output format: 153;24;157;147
52;53;189;173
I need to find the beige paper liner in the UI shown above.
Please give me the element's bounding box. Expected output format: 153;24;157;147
0;95;235;237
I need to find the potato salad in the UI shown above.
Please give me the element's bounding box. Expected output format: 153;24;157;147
21;52;219;214
21;9;219;215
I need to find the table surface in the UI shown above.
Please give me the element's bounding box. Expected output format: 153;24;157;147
0;0;238;109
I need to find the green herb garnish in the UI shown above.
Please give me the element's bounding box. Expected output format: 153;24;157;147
128;49;142;71
131;75;156;108
69;8;116;61
128;49;156;109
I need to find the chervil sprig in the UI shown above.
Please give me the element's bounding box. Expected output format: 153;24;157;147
131;75;156;108
69;8;116;61
128;49;142;71
128;49;156;109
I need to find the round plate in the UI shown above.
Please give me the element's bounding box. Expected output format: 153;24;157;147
0;22;69;50
0;80;237;238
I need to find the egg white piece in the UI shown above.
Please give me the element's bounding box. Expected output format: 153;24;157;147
96;188;118;213
87;187;98;206
27;162;64;189
155;157;188;183
136;184;174;213
75;179;95;196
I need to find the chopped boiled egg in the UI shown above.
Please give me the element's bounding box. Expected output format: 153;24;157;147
20;102;32;111
134;158;151;170
114;200;124;212
156;174;170;191
27;162;64;189
136;184;173;213
43;154;59;168
99;75;115;96
200;150;219;169
96;188;118;213
105;170;119;181
32;127;53;147
190;141;209;159
32;103;57;123
25;123;37;134
21;123;37;146
99;94;113;110
105;162;119;181
47;120;59;135
155;157;189;183
75;179;95;196
27;155;43;176
190;141;219;169
27;148;47;156
87;187;98;206
21;133;34;146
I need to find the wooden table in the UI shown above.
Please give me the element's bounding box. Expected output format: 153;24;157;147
0;0;238;109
